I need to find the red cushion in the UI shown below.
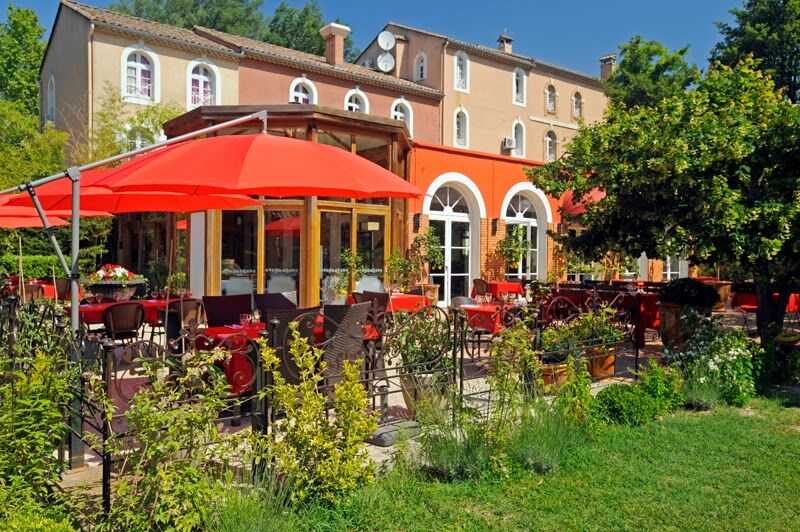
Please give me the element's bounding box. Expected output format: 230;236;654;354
738;304;758;312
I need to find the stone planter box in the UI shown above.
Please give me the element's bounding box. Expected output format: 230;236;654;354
702;280;732;312
87;279;146;300
659;302;712;351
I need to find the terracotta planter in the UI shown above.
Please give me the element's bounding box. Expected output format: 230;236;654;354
702;281;731;311
88;279;145;300
416;283;439;304
400;372;449;418
584;347;616;379
659;302;711;351
541;362;568;387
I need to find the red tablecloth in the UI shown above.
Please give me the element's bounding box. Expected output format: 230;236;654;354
386;293;428;312
201;323;265;395
731;292;800;311
72;298;177;326
471;281;525;299
460;303;506;335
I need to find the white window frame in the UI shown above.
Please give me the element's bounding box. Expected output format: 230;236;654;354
453;106;469;149
413;51;427;81
45;75;55;123
120;43;160;105
288;76;318;104
572;92;583;119
390;98;414;137
512;68;526;106
453;50;470;93
186;58;222;109
545;84;557;114
343;87;369;113
663;256;685;281
544;130;557;162
511;119;525;158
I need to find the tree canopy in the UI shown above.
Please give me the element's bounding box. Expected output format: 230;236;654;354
528;57;800;336
0;6;47;116
604;36;699;108
109;0;267;39
711;0;800;102
110;0;360;61
263;1;359;62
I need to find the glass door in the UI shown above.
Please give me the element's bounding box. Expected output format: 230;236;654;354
429;217;471;305
505;221;537;281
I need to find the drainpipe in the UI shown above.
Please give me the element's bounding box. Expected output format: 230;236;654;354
440;39;448;146
87;23;95;141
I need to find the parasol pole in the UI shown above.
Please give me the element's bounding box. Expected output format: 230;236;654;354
18;236;24;305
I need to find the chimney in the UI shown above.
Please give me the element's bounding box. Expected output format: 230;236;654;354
497;33;513;54
320;22;351;66
600;53;617;80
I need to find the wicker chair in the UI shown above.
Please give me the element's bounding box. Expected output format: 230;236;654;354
202;294;252;327
265;306;321;385
254;292;296;317
22;284;44;301
322;302;372;394
451;296;478;309
472;279;490;297
101;302;145;344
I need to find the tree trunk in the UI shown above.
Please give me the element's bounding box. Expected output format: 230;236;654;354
755;282;789;345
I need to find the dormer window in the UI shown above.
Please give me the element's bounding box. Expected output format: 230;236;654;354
414;52;427;81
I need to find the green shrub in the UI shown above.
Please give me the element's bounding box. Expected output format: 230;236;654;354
0;254;61;280
592;384;657;426
659;277;720;308
506;400;588;474
638;359;684;415
682;365;723;411
209;473;294;532
539;307;624;364
258;324;379;504
0;505;76;532
554;356;594;425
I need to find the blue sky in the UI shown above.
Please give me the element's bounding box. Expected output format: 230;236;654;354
7;0;739;75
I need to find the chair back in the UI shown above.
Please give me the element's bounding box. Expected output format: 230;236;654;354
102;302;145;340
54;278;71;299
167;298;204;328
362;290;390;314
473;279;490;296
202;294;252;327
265;306;321;384
322;304;350;340
451;296;477;309
22;284;44;301
254;292;296;317
406;287;424;296
323;302;371;392
351;292;364;303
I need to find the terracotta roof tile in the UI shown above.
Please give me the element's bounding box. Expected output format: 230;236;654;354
62;0;238;56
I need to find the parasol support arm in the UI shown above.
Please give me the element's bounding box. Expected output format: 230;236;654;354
24;182;72;278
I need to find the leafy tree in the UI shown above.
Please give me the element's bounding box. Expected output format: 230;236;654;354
262;1;359;62
0;5;47;116
605;36;699;108
109;0;267;39
528;57;800;348
712;0;800;102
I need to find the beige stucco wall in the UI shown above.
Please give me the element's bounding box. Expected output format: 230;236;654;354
89;30;240;122
360;25;445;92
39;6;90;158
238;58;441;144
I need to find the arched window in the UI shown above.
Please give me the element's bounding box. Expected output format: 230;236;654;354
125;51;153;100
513;68;526;105
454;107;468;148
289;77;318;104
344;88;369;113
390;99;414;137
512;120;525;157
544;131;557;162
431;185;469;214
572;92;583;118
413;52;427;81
504;192;538;280
45;76;55;122
545;84;557;113
190;65;215;107
454;50;469;92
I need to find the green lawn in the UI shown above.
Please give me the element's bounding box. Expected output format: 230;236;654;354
288;398;800;531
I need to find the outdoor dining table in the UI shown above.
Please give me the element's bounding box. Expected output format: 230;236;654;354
386;293;429;312
73;298;179;326
459;302;510;335
470;281;525;300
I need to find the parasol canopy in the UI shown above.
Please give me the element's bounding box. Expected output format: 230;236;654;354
97;134;423;199
560;189;606;217
0;216;69;229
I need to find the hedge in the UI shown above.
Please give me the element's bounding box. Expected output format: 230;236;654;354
0;255;62;280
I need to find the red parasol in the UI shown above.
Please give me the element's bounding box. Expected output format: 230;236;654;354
97;134;423;199
0;202;111;218
0;216;69;228
264;215;300;236
560;189;606;217
2;168;262;213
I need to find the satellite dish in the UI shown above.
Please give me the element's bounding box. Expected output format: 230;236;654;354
377;30;396;51
376;52;396;73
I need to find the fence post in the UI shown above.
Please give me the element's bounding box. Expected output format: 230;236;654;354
101;339;114;521
634;291;641;374
68;333;85;470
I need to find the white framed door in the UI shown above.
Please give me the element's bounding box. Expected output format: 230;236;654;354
429;217;471;304
504;220;538;281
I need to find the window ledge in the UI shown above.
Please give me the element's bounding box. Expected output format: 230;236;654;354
122;94;155;106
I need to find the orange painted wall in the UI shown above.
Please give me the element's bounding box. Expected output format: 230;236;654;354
408;141;561;222
238;58;442;144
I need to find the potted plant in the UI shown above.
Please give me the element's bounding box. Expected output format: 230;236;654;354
498;224;527;269
386;250;415;292
409;227;444;302
166;271;188;295
333;249;365;298
382;309;452;417
87;264;146;300
659;278;720;350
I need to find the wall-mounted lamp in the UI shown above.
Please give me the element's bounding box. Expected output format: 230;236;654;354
413;213;421;233
491;218;500;235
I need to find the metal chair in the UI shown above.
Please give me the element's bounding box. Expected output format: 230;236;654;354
100;302;145;345
22;284;44;302
451;296;478;309
254;292;296;317
202;293;252;326
54;278;71;299
322;302;372;394
473;278;490;297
